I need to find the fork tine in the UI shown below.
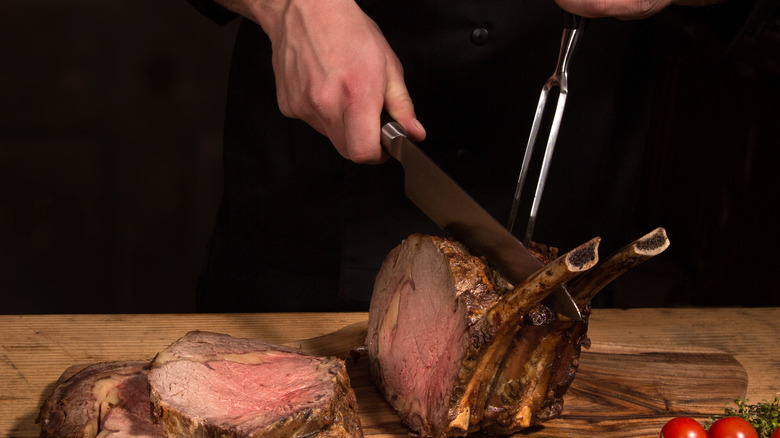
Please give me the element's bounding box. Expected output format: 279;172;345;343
508;11;586;244
523;90;568;245
507;83;553;232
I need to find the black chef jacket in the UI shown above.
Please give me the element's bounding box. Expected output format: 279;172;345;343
189;0;656;312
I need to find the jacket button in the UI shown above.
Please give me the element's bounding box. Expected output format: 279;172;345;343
470;27;489;45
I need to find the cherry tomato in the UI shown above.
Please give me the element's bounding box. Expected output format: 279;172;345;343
660;417;708;438
771;427;780;438
707;417;758;438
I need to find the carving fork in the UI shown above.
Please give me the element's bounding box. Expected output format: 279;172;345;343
507;12;586;245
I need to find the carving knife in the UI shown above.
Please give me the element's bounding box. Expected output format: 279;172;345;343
380;121;582;321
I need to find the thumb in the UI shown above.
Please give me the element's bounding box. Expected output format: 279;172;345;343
384;57;426;142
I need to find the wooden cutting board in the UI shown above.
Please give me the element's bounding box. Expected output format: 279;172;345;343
291;322;748;437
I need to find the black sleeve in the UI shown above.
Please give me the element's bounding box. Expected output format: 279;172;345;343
186;0;239;26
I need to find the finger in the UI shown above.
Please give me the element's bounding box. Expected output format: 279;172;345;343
325;120;351;160
383;54;426;142
342;95;387;164
554;0;670;19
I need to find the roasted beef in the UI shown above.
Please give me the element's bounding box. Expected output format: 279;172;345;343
37;360;163;438
147;330;363;438
366;230;668;437
366;233;596;437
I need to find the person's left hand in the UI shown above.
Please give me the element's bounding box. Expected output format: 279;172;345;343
554;0;720;19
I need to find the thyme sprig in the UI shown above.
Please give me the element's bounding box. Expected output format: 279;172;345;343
710;396;780;438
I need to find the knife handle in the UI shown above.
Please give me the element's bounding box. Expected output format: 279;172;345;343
380;118;407;162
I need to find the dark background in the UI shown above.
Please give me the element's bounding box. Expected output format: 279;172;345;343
1;1;778;314
1;1;237;313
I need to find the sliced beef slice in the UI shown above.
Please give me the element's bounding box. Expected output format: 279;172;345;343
37;360;163;438
147;330;363;438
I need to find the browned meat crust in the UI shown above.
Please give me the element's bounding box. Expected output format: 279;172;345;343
36;360;163;438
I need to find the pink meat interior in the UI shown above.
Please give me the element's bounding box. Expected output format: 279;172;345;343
376;240;468;427
152;353;334;431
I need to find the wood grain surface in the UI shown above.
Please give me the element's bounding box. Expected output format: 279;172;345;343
1;308;778;438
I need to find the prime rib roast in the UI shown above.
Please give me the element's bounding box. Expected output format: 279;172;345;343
147;330;362;438
366;229;669;437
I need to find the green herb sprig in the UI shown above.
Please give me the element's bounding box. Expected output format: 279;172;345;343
710;396;780;438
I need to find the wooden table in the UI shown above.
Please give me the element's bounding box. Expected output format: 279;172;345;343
2;308;778;437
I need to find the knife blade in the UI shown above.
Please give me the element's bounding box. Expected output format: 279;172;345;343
380;121;581;321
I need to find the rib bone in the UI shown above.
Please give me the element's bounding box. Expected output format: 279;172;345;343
567;227;670;306
444;237;600;435
491;236;601;323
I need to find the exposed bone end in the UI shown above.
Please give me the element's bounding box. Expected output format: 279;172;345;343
447;406;471;433
634;227;670;256
500;237;600;317
483;237;600;336
565;237;600;272
568;227;671;306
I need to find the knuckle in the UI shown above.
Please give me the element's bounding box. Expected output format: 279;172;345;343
308;83;341;119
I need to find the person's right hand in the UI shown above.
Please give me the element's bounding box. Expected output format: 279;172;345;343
237;0;426;163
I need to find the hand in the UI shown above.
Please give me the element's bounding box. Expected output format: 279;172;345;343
554;0;721;19
248;0;426;163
